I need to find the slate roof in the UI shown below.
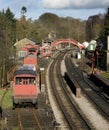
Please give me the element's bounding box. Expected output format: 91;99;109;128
14;66;36;76
14;38;35;47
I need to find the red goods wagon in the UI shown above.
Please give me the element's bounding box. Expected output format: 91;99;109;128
12;66;38;109
23;54;37;70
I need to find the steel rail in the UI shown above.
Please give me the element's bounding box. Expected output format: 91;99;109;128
15;108;42;130
49;52;92;129
16;108;23;130
65;54;109;119
49;53;74;129
56;53;92;129
31;108;42;130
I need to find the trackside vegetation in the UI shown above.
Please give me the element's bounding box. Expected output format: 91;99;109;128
0;89;13;108
0;6;109;87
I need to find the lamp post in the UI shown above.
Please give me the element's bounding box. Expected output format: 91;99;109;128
86;40;97;74
91;51;96;74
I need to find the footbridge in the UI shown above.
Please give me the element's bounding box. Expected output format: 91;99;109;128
51;38;85;50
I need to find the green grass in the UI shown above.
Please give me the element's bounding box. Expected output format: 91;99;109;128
101;72;109;80
1;89;13;109
0;89;6;101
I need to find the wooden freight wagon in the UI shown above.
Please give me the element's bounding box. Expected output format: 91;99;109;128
23;54;38;71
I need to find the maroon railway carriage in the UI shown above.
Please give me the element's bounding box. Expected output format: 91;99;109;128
12;66;38;109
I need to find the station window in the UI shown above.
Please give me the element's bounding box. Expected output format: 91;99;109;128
46;49;50;52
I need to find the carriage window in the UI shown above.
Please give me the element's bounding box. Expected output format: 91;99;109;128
16;77;28;85
16;77;35;85
22;78;28;84
16;78;22;85
30;78;35;84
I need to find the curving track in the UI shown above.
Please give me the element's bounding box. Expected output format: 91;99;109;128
65;54;109;119
48;52;93;130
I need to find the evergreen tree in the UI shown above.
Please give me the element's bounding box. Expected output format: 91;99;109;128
104;7;109;36
21;6;27;17
5;8;14;20
0;8;16;86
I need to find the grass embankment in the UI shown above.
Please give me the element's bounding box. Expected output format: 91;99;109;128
101;72;109;80
0;88;13;109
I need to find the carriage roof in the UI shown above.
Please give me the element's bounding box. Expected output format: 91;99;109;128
14;66;37;76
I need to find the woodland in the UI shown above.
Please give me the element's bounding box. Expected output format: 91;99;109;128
0;6;109;87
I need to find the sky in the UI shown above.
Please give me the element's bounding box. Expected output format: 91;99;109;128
0;0;108;20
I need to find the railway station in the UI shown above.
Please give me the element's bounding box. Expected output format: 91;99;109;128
2;36;108;130
0;6;109;130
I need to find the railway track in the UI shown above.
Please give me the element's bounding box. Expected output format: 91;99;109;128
16;108;42;130
1;108;42;130
65;54;109;121
48;52;94;130
0;92;55;130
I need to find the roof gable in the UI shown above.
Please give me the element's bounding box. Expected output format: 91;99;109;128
14;38;35;47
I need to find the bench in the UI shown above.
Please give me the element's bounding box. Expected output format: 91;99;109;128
64;72;81;98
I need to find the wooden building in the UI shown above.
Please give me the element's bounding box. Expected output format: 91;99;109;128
40;43;52;58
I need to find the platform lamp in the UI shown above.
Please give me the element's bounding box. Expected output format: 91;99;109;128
87;40;97;74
